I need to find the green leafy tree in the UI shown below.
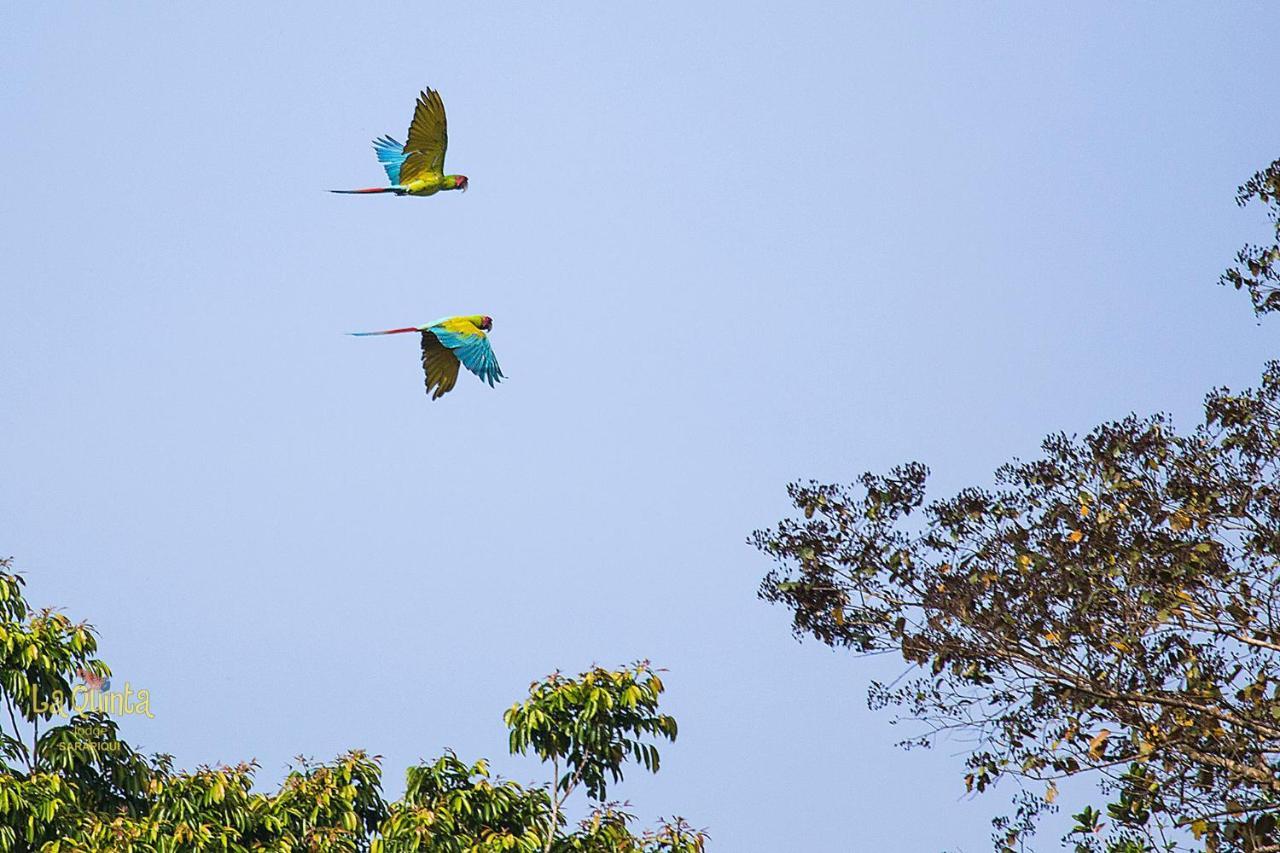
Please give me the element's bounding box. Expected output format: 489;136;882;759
755;160;1280;852
0;557;705;852
504;663;678;852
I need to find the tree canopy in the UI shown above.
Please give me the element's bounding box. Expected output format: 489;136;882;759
756;159;1280;852
0;561;704;852
1222;159;1280;316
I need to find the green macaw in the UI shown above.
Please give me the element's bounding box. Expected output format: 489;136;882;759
332;89;468;196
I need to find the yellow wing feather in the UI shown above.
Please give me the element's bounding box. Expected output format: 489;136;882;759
421;332;461;399
399;89;448;185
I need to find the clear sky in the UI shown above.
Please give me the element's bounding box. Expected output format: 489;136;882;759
2;3;1278;849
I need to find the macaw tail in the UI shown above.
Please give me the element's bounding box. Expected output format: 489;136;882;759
347;327;420;336
330;187;401;194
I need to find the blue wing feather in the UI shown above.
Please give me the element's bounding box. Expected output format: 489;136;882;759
430;328;505;387
372;135;408;186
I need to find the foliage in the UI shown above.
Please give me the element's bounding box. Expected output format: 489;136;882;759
754;157;1280;852
508;666;675;793
0;557;705;852
504;664;680;853
755;358;1280;850
1221;159;1280;315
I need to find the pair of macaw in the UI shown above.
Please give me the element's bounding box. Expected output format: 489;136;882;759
338;89;501;401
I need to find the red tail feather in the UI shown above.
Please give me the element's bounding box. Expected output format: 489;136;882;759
348;327;419;336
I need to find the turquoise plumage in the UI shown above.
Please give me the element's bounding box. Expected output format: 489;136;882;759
372;136;407;186
429;327;503;388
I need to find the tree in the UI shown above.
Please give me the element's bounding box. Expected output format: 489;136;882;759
754;160;1280;852
0;558;706;852
504;665;679;852
1221;158;1280;315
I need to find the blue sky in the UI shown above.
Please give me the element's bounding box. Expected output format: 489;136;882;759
2;3;1278;849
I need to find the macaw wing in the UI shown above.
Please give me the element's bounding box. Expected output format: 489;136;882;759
420;332;462;399
372;136;408;186
430;326;504;388
400;88;448;184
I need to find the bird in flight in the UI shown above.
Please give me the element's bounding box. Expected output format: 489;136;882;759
349;315;503;399
332;88;468;197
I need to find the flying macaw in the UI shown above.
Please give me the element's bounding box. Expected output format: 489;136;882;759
332;88;468;196
349;315;503;399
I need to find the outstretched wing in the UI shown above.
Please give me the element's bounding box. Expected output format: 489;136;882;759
399;89;448;185
430;321;504;388
421;332;462;399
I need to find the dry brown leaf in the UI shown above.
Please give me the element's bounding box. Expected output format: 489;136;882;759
1088;729;1111;760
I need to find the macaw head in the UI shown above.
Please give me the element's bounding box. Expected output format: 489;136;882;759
479;315;493;331
448;175;469;192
